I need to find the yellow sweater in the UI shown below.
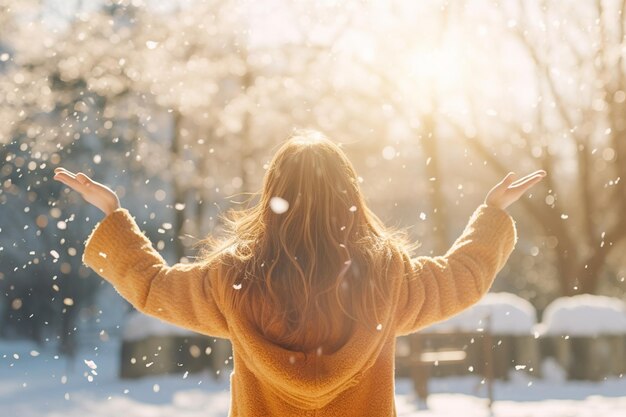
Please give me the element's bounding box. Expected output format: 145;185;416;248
83;204;516;417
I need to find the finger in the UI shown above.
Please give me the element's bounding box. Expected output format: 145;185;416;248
510;170;546;188
53;172;78;186
510;171;545;187
509;172;546;190
53;172;86;192
507;177;545;201
54;167;77;179
75;172;93;186
501;172;517;186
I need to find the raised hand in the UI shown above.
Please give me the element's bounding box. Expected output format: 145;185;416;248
53;168;121;216
485;170;546;210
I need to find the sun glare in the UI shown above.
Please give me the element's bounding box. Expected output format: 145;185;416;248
410;34;467;93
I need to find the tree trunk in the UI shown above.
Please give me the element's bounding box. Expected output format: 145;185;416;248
239;66;254;195
421;114;448;254
171;111;186;262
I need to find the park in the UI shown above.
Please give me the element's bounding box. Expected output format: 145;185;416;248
1;1;626;416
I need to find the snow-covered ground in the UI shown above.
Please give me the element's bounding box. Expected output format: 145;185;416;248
1;338;625;417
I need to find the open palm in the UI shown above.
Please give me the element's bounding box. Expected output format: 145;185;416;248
53;168;121;216
485;170;546;210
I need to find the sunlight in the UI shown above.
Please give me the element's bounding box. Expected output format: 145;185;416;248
2;1;626;416
411;44;465;91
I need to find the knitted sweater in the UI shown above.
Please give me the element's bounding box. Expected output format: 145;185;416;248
83;204;516;417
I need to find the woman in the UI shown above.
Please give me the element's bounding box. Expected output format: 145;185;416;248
54;130;545;416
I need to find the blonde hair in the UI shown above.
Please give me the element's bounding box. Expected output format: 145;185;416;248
201;130;412;352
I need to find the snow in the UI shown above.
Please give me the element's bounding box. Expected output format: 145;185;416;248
424;293;626;336
536;295;626;336
269;196;289;214
122;312;197;342
541;358;568;383
424;292;537;335
0;339;231;417
1;338;625;417
84;359;98;370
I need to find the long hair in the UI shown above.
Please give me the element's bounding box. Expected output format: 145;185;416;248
201;130;412;353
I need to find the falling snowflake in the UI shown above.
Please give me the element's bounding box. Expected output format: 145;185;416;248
84;359;97;370
382;146;395;160
269;197;289;214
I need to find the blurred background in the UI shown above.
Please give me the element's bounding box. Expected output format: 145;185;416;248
1;0;626;415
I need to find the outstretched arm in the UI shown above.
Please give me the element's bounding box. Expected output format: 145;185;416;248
395;171;545;335
54;168;229;339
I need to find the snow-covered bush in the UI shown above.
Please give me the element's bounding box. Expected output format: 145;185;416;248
423;292;537;335
536;295;626;337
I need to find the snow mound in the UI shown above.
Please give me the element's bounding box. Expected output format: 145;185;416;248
423;292;536;335
122;312;196;342
536;295;626;337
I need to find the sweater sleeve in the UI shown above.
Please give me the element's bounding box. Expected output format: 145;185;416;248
395;204;517;336
82;208;229;339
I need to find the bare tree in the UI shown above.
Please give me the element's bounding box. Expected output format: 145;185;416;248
458;0;626;295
